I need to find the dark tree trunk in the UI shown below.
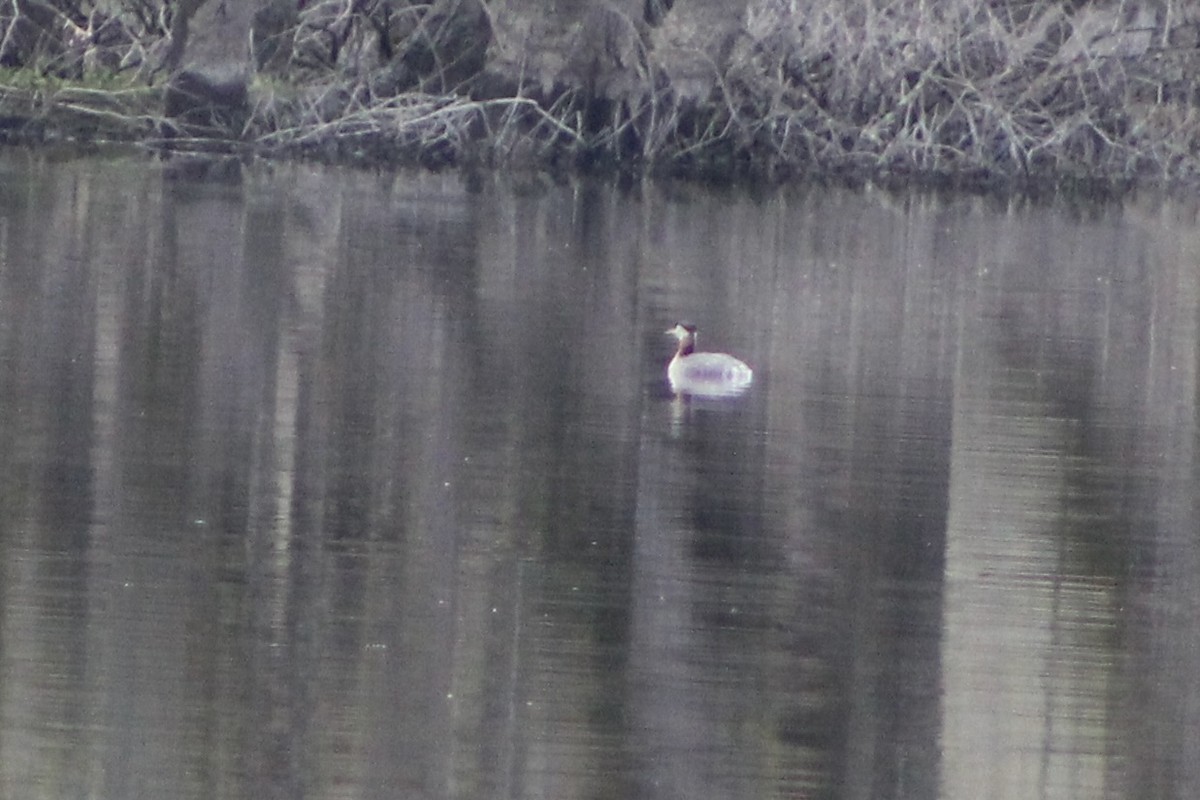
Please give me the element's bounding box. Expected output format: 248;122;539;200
162;0;263;136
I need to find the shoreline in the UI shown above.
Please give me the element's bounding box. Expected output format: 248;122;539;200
2;0;1197;192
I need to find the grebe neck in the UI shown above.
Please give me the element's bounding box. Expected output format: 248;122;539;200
666;322;699;358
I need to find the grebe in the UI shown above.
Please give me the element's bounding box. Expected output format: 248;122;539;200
666;322;753;397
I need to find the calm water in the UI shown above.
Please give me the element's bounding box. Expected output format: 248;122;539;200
1;150;1198;800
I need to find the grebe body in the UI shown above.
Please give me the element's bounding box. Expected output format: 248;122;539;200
666;323;753;397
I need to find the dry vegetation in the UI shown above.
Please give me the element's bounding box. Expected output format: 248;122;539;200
724;0;1200;185
2;0;1200;186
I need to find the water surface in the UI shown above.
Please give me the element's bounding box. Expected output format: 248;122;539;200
1;151;1198;800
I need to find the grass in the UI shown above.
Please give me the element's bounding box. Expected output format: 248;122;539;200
0;66;161;142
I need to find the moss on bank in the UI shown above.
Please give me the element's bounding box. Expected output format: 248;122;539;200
2;0;1200;189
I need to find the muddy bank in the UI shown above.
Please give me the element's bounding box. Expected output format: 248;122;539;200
1;0;1199;187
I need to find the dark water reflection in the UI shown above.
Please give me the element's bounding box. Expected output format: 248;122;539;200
1;151;1198;800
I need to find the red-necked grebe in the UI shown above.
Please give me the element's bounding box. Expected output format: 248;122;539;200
666;322;753;397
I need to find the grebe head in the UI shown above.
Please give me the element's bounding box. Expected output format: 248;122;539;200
666;322;697;356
